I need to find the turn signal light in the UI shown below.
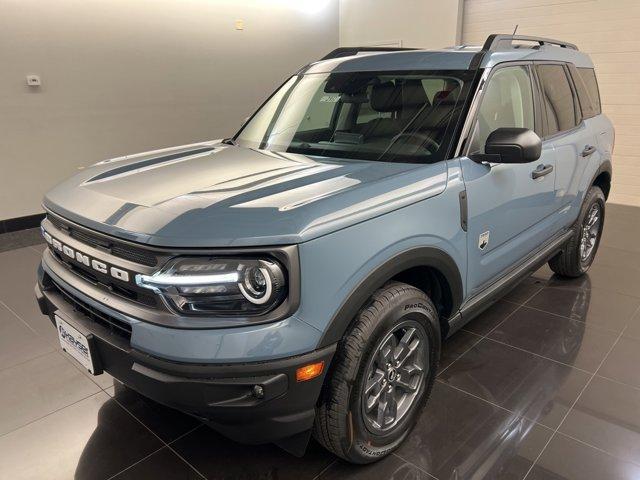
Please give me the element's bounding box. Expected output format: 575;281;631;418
296;361;324;382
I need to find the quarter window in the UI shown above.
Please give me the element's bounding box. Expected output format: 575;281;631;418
536;64;579;136
577;67;601;117
468;66;535;154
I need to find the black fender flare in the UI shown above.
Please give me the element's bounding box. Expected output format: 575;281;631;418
589;159;612;198
317;246;463;347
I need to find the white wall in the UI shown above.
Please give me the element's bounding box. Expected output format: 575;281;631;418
340;0;463;48
0;0;339;221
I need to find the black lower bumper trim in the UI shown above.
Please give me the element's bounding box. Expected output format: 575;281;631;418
36;267;336;445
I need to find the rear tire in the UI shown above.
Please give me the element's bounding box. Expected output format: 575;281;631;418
313;282;440;464
549;186;605;277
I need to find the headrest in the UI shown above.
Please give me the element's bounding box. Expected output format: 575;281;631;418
433;90;458;104
371;82;403;112
402;80;430;109
340;92;369;104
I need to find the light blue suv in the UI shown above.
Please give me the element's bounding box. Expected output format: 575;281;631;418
35;34;613;463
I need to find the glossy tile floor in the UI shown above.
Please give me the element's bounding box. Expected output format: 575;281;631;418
1;205;640;479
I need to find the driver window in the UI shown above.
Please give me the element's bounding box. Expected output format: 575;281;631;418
468;66;535;154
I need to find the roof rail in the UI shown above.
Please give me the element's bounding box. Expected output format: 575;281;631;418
320;46;419;61
482;34;578;51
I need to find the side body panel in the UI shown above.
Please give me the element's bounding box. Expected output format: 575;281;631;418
460;145;557;297
458;62;558;296
298;162;467;344
550;121;602;231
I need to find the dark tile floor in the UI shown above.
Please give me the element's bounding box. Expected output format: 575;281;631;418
1;204;640;479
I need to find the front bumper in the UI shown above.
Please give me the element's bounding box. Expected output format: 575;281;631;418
36;268;335;445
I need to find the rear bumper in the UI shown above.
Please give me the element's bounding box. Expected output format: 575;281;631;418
36;268;335;445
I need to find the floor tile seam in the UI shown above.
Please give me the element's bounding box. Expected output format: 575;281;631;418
310;459;338;480
556;430;640;468
508;303;628;335
439;304;524;375
104;445;170;480
542;282;640;301
434;379;555;433
480;336;596;375
436;332;484;376
0;390;103;439
593;373;640;391
518;285;546;305
391;452;440;479
0;349;56;374
109;398;208;479
522;317;631;479
111;394;175;447
0;299;41;336
163;442;208;479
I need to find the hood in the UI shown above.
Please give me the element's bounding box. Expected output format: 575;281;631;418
44;143;447;247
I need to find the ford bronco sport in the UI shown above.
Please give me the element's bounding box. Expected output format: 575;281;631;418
35;34;613;463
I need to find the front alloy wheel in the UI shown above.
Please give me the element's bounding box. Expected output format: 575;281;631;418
362;321;427;433
313;282;440;464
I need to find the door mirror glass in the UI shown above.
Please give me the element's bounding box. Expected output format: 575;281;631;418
472;127;542;163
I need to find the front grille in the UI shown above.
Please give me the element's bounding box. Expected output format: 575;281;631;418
53;281;133;341
49;248;158;308
47;214;158;267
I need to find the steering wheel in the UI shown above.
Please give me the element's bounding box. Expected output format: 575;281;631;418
390;132;439;154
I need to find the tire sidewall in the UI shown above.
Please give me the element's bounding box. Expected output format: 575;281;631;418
345;291;440;463
576;187;606;272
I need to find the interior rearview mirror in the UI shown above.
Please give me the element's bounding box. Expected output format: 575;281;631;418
471;127;542;164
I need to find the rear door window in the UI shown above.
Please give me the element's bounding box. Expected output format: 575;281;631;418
536;64;579;136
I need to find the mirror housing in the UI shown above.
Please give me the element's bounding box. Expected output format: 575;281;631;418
472;127;542;164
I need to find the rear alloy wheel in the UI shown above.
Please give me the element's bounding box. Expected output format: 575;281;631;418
313;282;440;464
579;203;602;264
549;185;605;277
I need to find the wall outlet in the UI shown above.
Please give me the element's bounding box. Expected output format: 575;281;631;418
26;74;41;87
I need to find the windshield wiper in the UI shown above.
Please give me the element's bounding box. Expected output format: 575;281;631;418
222;138;238;146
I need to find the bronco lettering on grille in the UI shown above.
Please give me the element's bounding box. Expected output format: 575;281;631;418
42;227;131;283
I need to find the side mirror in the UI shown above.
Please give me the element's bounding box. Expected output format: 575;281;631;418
472;127;542;164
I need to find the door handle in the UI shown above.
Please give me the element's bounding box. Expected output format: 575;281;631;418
581;145;597;157
531;164;554;179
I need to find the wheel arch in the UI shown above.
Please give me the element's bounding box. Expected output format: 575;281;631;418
317;247;463;347
591;160;612;199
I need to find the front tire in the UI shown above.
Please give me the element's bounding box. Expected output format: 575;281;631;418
549;185;605;277
313;282;440;464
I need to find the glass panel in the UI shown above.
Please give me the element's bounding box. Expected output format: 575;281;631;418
537;64;578;135
235;70;474;164
577;68;601;116
468;66;535;154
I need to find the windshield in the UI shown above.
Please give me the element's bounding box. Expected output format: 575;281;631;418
234;70;474;163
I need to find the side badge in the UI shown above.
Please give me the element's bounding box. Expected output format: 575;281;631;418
478;231;490;251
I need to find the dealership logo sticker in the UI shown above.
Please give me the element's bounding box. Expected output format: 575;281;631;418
478;231;490;250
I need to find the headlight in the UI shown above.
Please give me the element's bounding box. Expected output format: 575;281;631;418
136;257;287;315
